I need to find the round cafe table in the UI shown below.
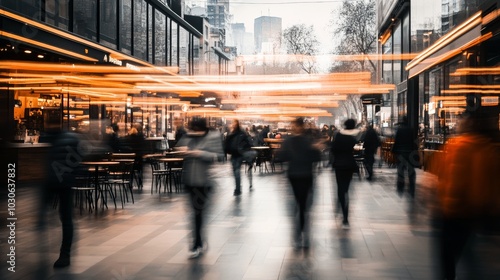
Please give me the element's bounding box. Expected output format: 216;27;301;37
80;161;119;214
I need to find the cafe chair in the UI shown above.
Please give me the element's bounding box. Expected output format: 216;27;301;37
150;158;169;194
105;161;135;208
353;149;367;180
167;161;184;193
96;167;117;210
255;148;273;173
68;167;95;214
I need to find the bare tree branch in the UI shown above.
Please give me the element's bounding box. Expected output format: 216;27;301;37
282;24;319;74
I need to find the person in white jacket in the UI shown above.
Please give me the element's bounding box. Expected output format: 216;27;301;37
175;117;224;259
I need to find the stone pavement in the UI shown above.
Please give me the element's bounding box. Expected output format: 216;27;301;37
2;161;500;280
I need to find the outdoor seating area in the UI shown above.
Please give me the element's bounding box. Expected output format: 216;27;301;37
57;151;187;215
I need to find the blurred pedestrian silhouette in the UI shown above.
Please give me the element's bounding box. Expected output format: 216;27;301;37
175;118;224;259
105;123;121;152
276;117;322;249
123;125;145;189
174;117;187;146
433;112;500;280
258;125;270;145
38;112;83;268
224;119;256;196
331;119;360;228
392;116;418;198
362;125;381;181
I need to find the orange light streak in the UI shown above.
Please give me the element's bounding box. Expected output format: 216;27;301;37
451;67;500;76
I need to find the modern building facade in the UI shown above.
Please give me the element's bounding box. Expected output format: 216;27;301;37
377;0;500;153
0;0;236;144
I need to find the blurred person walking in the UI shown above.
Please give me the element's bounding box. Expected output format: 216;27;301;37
362;125;381;181
38;112;83;268
433;112;500;280
175;118;224;259
276;117;322;249
174;117;187;146
225;119;257;196
123;125;145;189
392;116;419;198
331;119;360;228
105;123;121;152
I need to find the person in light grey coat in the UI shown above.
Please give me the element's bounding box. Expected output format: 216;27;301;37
175;118;224;259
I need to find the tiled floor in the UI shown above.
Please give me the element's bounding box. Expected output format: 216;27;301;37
3;161;500;280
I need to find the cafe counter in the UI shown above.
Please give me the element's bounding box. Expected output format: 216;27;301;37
7;142;51;183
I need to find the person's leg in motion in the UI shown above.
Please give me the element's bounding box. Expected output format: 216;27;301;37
188;186;209;258
396;155;406;196
54;188;74;268
335;169;351;226
364;153;375;180
247;160;253;189
231;156;243;195
440;219;472;280
408;159;416;198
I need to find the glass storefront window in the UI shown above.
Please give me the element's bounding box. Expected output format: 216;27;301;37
428;68;442;138
134;0;147;60
192;36;200;75
171;21;178;67
179;26;188;74
441;1;481;34
100;0;117;48
74;0;97;41
401;14;409;81
418;73;425;125
120;0;132;54
411;0;442;53
155;10;166;66
2;0;40;20
166;18;171;66
148;4;153;63
45;0;69;30
393;22;401;84
397;91;406;119
382;35;392;84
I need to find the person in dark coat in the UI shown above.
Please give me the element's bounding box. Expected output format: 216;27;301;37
106;123;121;152
38;114;83;268
174;118;187;146
123;126;145;189
331;119;360;228
276;117;322;249
258;125;270;146
362;125;381;181
225;119;256;196
392;116;418;198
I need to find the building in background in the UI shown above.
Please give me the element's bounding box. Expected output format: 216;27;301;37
207;0;230;31
231;23;254;55
254;16;282;54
